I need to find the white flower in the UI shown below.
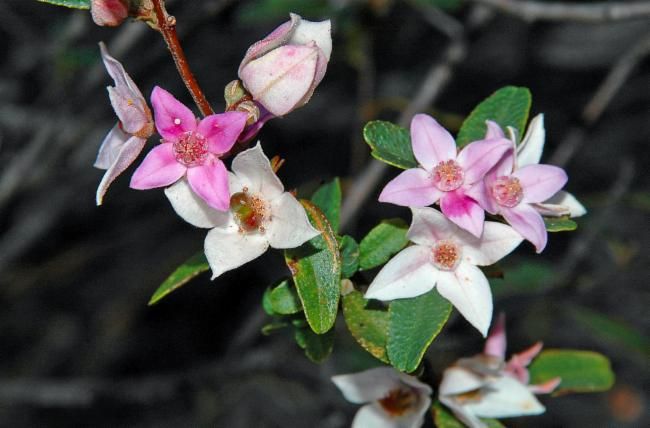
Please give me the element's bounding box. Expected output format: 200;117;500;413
332;366;432;428
164;142;320;278
364;207;522;336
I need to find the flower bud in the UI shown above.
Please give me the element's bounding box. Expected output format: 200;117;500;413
238;13;332;117
91;0;129;27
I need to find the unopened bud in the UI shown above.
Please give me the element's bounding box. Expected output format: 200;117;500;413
236;100;260;126
224;80;249;109
91;0;129;27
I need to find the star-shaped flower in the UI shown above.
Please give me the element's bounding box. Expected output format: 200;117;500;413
332;366;432;428
164;143;320;278
365;207;522;336
379;114;511;237
130;86;248;211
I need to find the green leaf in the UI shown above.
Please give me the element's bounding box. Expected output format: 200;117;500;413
148;252;209;306
269;279;302;315
339;235;360;279
387;288;452;372
359;218;409;270
363;121;417;169
261;321;289;336
37;0;90;8
294;325;335;363
432;401;505;428
342;290;390;363
311;178;342;232
544;216;578;232
262;286;275;316
456;86;532;148
285;200;341;334
528;350;615;394
490;260;554;297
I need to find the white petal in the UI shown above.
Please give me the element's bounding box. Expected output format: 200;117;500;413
439;366;485;396
516;114;545;167
352;404;396;428
397;372;433;396
332;367;404;404
439;397;487;428
459;221;523;266
267;192;320;248
231;142;284;200
164;179;230;229
364;246;438;301
95;134;146;205
408;207;455;247
436;264;493;337
204;222;269;279
465;376;545;418
540;190;587;217
94;123;128;169
290;15;332;60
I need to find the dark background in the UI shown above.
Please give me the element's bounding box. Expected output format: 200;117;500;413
0;0;648;426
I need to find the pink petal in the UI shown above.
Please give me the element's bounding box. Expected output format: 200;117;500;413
108;86;150;135
410;114;457;170
130;143;185;189
196;111;248;155
484;313;507;359
485;120;505;139
513;164;568;204
440;190;485;238
99;42;144;100
408;207;455;247
186;158;230;211
529;377;561;394
96;135;146;205
511;341;543;368
95;123;128;169
457;138;511;184
464;180;498;215
151;86;197;140
501;204;547;253
378;168;441;207
237;14;299;74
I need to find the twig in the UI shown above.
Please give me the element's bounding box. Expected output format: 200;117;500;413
471;0;650;22
151;0;214;116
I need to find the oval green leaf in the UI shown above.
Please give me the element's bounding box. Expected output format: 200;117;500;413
148;252;209;306
363;121;417;169
387;288;452;372
456;86;532;148
339;235;360;279
294;325;335;363
285;200;341;334
528;349;615;395
311;178;342;233
269;278;302;315
359;218;409;270
342;290;390;363
37;0;90;9
432;401;505;428
544;216;578;232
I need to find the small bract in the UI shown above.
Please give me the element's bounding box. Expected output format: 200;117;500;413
90;0;128;27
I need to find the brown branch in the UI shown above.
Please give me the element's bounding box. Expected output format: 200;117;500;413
151;0;214;116
471;0;650;22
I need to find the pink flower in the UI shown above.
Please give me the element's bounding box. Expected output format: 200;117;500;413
474;117;569;252
130;87;248;211
90;0;129;27
238;13;332;116
365;207;522;336
94;42;154;206
379;114;511;237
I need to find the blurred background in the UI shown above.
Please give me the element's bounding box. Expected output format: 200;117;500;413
0;0;648;426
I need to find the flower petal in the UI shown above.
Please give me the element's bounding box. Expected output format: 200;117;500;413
410;114;457;170
204;221;269;279
364;245;438;301
96;135;146;205
331;367;404;404
151;86;197;140
457;138;511;185
537;190;587;217
408;207;454;247
378;168;441;207
237;14;299;73
107;86;150;135
436;263;492;337
464;180;498;215
94;123;128;169
130;143;185;189
186;159;230;212
231;142;284;200
164;179;230;228
529;377;561;394
464;376;545;418
439;397;487;428
289;15;332;61
351;404;398;428
439;366;485;396
440;190;485;238
501;204;547;253
516;114;545;168
99;42;143;100
484;313;507;359
196;111;248;155
514;164;568;204
485;120;505;139
459;221;523;266
268;192;320;248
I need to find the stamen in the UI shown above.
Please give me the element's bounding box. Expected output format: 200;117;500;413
492;176;523;208
230;191;268;233
172;131;208;167
378;388;417;417
432;240;461;271
432;160;464;192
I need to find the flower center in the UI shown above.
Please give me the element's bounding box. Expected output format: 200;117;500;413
378;387;417;417
491;176;523;208
432;240;461;271
173;131;208;167
432;160;464;191
230;190;268;233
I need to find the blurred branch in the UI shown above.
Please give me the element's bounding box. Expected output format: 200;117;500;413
471;0;650;22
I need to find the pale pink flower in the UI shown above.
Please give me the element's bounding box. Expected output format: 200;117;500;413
439;315;560;428
94;42;153;206
90;0;128;27
164;143;320;279
238;13;332;116
332;366;432;428
130;87;248;211
379;114;511;237
365;207;522;336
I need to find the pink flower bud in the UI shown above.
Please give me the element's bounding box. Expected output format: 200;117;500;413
91;0;129;27
238;13;332;116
